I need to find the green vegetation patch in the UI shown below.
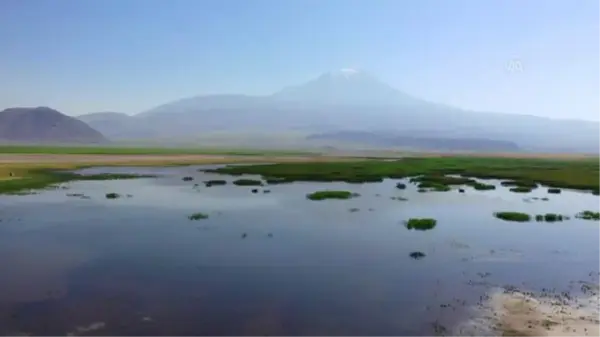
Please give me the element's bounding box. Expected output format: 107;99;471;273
509;186;533;193
409;251;426;260
188;212;209;220
494;212;531;222
469;182;496;191
0;170;155;195
576;210;600;221
206;157;599;192
232;179;264;186
204;179;227;187
417;181;451;192
306;190;358;201
405;218;437;231
535;213;566;222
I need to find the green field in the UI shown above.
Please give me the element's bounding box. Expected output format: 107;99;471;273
0;145;317;156
207;156;600;193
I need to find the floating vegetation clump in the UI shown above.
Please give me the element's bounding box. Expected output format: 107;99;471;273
396;182;407;189
500;180;538;188
412;175;475;186
264;177;291;185
409;251;426;260
188;212;209;220
306;190;358;201
494;212;531;222
232;179;263;186
470;182;496;191
204;179;227;187
547;188;561;194
575;210;600;221
405;218;437;231
182;176;194;181
105;193;121;199
509;187;533;193
416;181;451;192
535;213;565;222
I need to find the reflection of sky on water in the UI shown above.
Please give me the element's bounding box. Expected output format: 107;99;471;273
0;165;597;335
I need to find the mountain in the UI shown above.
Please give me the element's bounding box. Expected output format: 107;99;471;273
77;112;156;139
0;107;108;143
82;69;599;153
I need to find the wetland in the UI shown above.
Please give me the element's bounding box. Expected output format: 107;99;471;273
0;157;598;336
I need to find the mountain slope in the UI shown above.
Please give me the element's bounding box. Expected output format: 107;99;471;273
110;69;599;153
0;107;108;143
77;112;156;139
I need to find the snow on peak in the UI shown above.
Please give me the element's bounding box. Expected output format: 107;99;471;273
337;68;359;78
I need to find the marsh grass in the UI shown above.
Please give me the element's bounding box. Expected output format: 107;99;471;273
535;213;565;222
576;211;600;221
188;212;209;220
509;187;533;193
0;169;155;195
494;212;531;222
409;251;426;260
306;190;357;201
264;177;292;185
405;218;437;231
470;182;496;191
207;157;598;192
232;179;263;186
204;179;227;187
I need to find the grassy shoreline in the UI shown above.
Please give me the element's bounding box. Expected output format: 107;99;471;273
206;157;600;193
1;155;598;195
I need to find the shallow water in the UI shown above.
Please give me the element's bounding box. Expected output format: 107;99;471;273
0;165;598;335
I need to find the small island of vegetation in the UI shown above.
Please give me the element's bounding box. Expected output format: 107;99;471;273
494;212;531;222
535;213;566;222
405;218;437;231
204;179;227;187
306;190;358;201
576;210;600;221
188;212;209;220
232;179;263;186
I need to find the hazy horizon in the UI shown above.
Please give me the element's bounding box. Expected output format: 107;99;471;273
1;0;598;121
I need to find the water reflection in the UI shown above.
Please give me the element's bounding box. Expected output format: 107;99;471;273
0;165;597;335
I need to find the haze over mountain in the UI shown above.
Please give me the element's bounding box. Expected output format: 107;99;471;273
78;69;600;153
0;107;107;144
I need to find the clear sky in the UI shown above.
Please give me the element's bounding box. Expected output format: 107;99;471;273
1;0;598;120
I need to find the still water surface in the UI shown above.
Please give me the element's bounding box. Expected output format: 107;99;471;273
0;165;598;335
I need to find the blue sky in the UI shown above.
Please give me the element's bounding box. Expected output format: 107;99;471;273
1;0;598;120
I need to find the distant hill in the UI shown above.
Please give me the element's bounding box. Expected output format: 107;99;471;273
0;107;108;143
307;131;520;152
75;69;599;153
77;112;156;139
